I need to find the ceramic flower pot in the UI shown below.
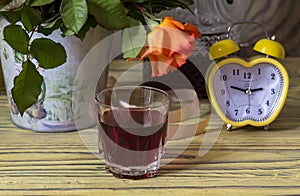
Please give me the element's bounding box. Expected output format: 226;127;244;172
0;20;111;132
0;62;4;90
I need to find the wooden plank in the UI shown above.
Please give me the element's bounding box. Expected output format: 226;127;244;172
0;58;300;194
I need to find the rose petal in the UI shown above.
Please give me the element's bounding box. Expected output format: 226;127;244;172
148;27;194;56
148;55;172;77
160;17;184;30
139;17;201;76
184;23;201;38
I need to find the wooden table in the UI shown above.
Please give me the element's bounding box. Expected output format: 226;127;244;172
1;58;300;195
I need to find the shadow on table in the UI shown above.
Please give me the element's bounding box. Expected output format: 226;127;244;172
272;101;300;131
159;129;232;176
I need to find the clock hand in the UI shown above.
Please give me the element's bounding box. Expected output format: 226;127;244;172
230;86;247;93
250;87;264;92
246;75;254;95
247;92;251;108
246;87;263;109
247;78;252;107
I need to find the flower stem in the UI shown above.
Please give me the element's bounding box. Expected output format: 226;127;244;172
130;2;145;12
26;26;38;61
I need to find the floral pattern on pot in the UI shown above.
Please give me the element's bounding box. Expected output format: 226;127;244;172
0;20;110;132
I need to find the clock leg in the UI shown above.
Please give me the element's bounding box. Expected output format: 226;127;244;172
264;124;270;131
226;124;233;131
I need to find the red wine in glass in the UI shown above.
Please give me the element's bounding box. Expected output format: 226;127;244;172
98;109;168;179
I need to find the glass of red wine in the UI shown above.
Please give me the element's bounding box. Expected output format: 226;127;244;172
95;86;169;179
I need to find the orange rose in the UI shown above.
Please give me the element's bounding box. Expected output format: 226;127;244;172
139;17;201;77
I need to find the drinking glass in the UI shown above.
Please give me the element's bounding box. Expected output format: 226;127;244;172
95;86;169;179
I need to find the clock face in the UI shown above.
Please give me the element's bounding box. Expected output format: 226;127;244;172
208;58;289;126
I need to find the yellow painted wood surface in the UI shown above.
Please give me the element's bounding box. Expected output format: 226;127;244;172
0;58;300;195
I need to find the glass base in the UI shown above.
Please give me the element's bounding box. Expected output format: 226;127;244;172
105;160;160;180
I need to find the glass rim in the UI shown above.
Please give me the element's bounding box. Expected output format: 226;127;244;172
95;85;170;110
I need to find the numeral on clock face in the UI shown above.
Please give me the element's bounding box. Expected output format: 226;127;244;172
243;72;252;79
233;69;239;75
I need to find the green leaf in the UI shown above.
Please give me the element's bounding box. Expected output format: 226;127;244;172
122;24;147;58
76;15;97;40
29;0;55;6
21;5;43;32
60;24;75;36
0;10;21;23
60;0;88;34
144;16;159;31
0;0;11;11
124;0;194;15
11;60;43;115
3;24;29;54
43;14;61;28
38;17;62;36
30;38;67;69
87;0;139;30
0;0;26;11
0;5;6;11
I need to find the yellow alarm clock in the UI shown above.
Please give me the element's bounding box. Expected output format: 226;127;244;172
206;21;289;130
